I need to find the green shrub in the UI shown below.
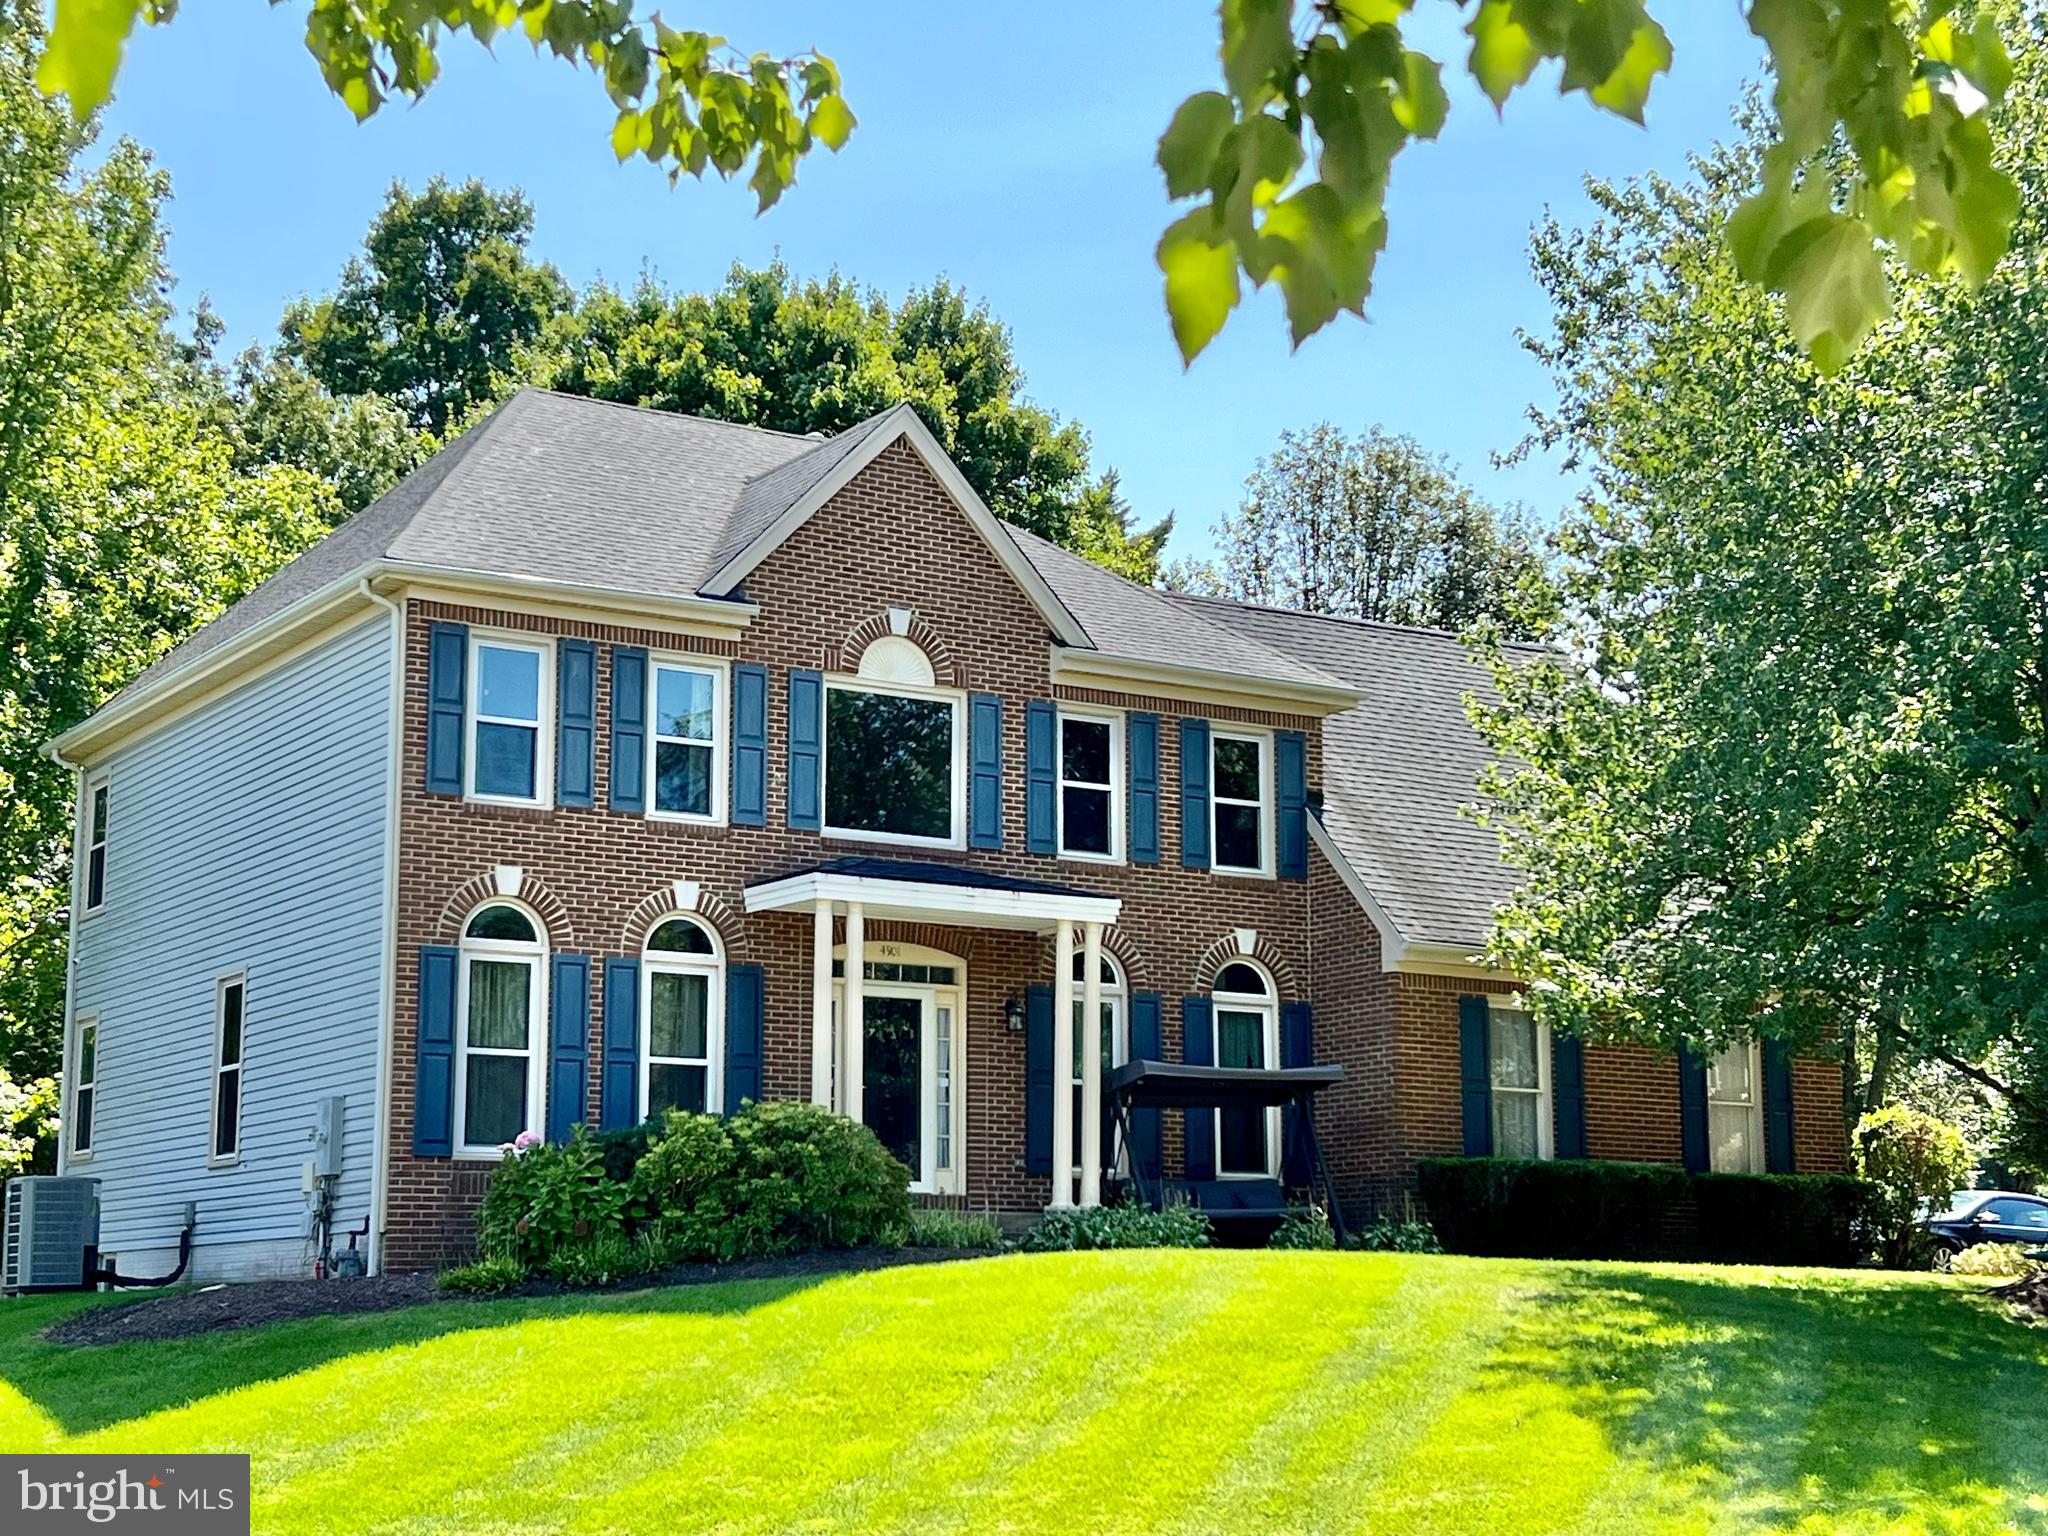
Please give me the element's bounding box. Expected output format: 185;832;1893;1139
476;1127;629;1267
436;1253;526;1295
727;1101;912;1252
1019;1202;1210;1251
1356;1213;1443;1254
1420;1157;1685;1260
902;1208;1005;1249
592;1118;662;1190
1949;1241;2043;1279
1267;1205;1337;1250
1855;1105;1974;1270
543;1229;668;1288
1691;1171;1872;1267
627;1110;768;1262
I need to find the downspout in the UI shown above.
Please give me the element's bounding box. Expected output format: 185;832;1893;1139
359;578;405;1276
39;740;84;1180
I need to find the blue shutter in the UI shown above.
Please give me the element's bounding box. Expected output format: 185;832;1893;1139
1678;1046;1709;1173
1180;719;1211;868
724;963;765;1111
1129;992;1164;1184
731;662;768;826
425;623;467;795
1025;701;1057;855
1025;984;1054;1175
547;954;591;1142
787;668;823;830
1182;996;1215;1181
413;945;458;1156
556;640;597;808
1276;729;1308;880
1552;1032;1587;1159
1458;995;1493;1157
969;693;1004;849
1280;1001;1313;1186
601;957;641;1130
609;647;648;813
1763;1040;1796;1173
1128;712;1160;865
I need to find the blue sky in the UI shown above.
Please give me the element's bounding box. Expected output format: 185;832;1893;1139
101;3;1764;563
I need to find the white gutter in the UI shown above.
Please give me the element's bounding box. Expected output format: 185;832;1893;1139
358;579;404;1277
47;745;83;1180
1050;645;1365;717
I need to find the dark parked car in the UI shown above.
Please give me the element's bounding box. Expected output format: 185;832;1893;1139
1925;1190;2048;1267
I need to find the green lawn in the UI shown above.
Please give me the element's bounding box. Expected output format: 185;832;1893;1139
1;1252;2043;1534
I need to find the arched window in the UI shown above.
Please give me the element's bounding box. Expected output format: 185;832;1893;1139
1070;950;1126;1176
458;902;546;1153
1211;958;1278;1178
641;915;724;1118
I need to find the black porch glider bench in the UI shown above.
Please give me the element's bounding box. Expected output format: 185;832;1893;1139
1105;1059;1348;1246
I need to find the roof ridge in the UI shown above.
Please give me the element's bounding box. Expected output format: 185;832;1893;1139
516;385;838;443
1169;589;1548;652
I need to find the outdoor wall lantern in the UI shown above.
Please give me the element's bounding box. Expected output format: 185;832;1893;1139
1003;993;1026;1033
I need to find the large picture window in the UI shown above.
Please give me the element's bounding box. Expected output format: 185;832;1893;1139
1211;731;1271;875
824;682;962;845
641;916;724;1118
1489;1003;1551;1160
1058;712;1122;861
457;903;546;1153
1212;961;1278;1177
467;638;551;804
649;661;724;821
1707;1041;1763;1173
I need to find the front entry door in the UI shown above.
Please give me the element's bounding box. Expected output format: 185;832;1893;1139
863;990;930;1182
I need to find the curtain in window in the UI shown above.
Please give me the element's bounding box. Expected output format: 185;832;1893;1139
467;960;531;1049
1216;1007;1267;1174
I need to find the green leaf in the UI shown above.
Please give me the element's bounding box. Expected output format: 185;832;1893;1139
611;109;641;161
1158;209;1242;363
809;93;856;151
1391;50;1448;138
1776;215;1892;374
1467;0;1544;110
1221;0;1298;103
38;0;145;116
1563;0;1671;124
1158;92;1236;199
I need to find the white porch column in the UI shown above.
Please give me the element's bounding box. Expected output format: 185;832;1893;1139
841;901;865;1121
1050;918;1076;1209
810;899;834;1107
1078;920;1105;1208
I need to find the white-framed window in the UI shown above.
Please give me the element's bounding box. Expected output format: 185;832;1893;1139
648;659;726;823
1707;1041;1765;1173
466;636;553;806
1211;960;1279;1177
68;1014;98;1160
1489;1001;1551;1160
641;916;724;1118
210;972;247;1165
82;773;109;914
1210;729;1273;876
456;902;547;1154
1070;950;1128;1176
822;678;965;847
1058;710;1124;862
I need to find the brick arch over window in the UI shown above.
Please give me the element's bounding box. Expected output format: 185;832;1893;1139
834;612;961;687
619;886;745;958
435;871;576;949
1191;932;1299;999
1035;925;1151;993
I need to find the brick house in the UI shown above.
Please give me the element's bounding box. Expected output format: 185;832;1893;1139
49;391;1845;1278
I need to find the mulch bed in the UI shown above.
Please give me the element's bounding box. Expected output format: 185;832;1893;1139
45;1246;999;1348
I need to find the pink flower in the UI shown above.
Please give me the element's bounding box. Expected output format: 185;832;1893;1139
511;1130;544;1152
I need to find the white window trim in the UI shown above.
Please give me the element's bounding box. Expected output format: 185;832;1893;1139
1211;962;1280;1179
1210;726;1275;879
1707;1040;1766;1174
820;676;967;850
208;971;247;1168
644;655;729;826
639;916;726;1119
67;1013;98;1162
830;940;968;1196
1056;708;1125;865
81;771;109;917
454;904;548;1158
1069;952;1128;1179
464;633;555;809
1488;999;1553;1161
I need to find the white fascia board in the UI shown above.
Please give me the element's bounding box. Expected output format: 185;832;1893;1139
1051;646;1365;717
745;870;1121;933
700;405;1094;649
370;564;760;628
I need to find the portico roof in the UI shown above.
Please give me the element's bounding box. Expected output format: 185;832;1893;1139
743;856;1120;932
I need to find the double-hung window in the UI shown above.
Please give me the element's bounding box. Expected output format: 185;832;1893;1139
641;917;724;1117
649;661;724;822
467;638;551;805
69;1016;97;1159
1070;952;1126;1174
83;775;109;913
211;974;246;1164
1707;1041;1764;1173
1058;712;1122;861
1211;730;1272;875
457;904;546;1153
823;680;963;846
1489;1003;1551;1159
